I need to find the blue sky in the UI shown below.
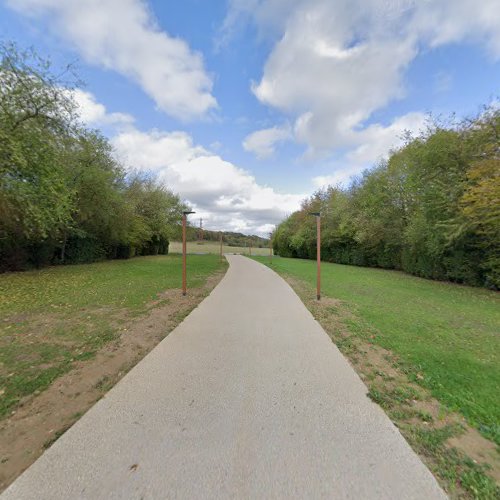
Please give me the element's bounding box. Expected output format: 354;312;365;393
1;0;499;234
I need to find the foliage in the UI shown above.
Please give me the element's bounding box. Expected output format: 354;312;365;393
272;107;500;288
0;43;185;271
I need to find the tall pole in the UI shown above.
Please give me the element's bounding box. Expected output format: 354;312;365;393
219;231;223;263
309;212;321;300
316;214;321;301
182;214;187;296
269;235;272;265
182;210;195;296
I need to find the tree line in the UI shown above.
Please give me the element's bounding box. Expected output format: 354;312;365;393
186;227;269;248
0;44;187;272
273;107;499;288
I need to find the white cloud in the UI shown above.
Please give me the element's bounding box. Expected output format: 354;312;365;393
312;111;427;188
112;129;206;168
346;111;427;165
66;89;301;235
409;0;500;56
70;89;135;127
7;0;217;120
112;128;304;235
312;168;360;189
227;0;500;155
242;124;291;158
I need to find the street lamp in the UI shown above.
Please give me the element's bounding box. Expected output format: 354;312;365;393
219;231;223;263
309;212;321;300
269;232;273;265
182;210;195;296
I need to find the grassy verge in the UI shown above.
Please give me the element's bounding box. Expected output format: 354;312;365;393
253;256;500;498
0;254;225;419
169;240;271;256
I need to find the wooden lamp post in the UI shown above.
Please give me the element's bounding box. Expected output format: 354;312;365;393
219;231;223;263
309;212;321;300
182;210;195;295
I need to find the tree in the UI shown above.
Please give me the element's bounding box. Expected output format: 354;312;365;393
273;107;499;288
0;43;187;271
125;176;185;257
0;44;78;268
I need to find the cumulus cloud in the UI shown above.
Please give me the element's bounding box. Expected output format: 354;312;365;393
112;129;206;168
227;0;500;156
409;0;500;56
70;89;135;127
67;88;302;234
112;128;304;235
7;0;217;120
312;111;427;188
242;124;291;158
345;111;427;165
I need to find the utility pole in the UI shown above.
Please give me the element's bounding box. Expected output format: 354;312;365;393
269;234;273;265
316;214;321;300
219;231;223;263
198;218;203;242
182;210;195;295
309;212;321;300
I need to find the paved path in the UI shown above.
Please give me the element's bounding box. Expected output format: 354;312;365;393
2;256;445;499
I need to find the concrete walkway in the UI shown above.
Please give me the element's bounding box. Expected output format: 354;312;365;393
2;255;445;499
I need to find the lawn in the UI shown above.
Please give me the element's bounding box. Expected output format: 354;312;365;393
253;256;500;445
0;254;225;419
169;240;271;256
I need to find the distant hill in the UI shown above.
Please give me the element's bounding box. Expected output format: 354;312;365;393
185;228;269;248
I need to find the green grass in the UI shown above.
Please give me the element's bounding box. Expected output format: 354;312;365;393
169;240;271;256
254;256;500;445
0;254;225;418
0;254;222;315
